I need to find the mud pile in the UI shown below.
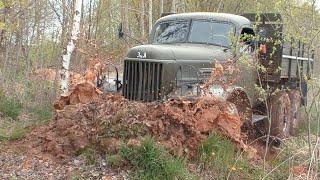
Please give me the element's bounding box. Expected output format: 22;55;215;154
34;59;255;159
35;93;253;159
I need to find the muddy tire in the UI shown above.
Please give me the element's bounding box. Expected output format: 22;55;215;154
227;90;253;123
227;90;253;136
266;91;292;139
288;90;301;136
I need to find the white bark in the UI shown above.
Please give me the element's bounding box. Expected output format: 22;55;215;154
60;0;82;93
160;0;164;15
140;0;145;38
125;0;129;35
148;0;152;34
171;0;176;13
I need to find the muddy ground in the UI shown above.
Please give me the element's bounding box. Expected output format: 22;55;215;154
0;87;267;179
0;59;264;179
1;59;307;179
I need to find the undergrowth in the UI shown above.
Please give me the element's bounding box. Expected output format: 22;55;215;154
81;147;98;165
117;137;191;180
198;133;264;179
0;90;22;119
0;90;53;141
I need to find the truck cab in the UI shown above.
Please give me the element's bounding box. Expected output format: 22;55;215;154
118;12;314;139
122;12;256;102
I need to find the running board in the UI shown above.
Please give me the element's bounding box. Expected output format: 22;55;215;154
252;114;268;123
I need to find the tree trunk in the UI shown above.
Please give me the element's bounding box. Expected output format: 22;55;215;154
148;0;152;34
140;0;145;38
121;0;129;34
60;0;82;93
87;0;93;39
125;0;129;36
171;0;176;13
160;0;164;16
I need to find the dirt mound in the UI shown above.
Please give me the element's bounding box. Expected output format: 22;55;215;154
32;59;255;159
53;82;103;110
35;93;254;159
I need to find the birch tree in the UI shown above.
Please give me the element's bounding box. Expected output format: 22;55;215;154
171;0;176;13
60;0;82;93
148;0;152;34
160;0;164;15
140;0;145;38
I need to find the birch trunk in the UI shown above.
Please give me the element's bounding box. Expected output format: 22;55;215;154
60;0;82;93
148;0;152;34
160;0;164;15
171;0;176;13
140;0;145;38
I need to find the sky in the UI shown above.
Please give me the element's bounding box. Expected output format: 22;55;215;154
317;0;320;9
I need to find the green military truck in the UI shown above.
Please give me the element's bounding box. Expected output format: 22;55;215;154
112;12;314;139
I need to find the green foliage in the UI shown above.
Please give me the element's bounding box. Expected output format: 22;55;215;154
299;120;319;135
199;133;236;169
198;133;264;179
0;91;22;119
28;103;53;125
0;121;27;141
120;137;190;180
106;154;124;167
9;123;27;140
81;147;97;165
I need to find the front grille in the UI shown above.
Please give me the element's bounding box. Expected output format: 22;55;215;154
123;60;163;101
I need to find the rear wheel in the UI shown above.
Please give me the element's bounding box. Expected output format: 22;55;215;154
288;89;302;136
266;91;292;139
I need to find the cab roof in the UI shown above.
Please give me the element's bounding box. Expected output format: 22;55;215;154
156;12;252;29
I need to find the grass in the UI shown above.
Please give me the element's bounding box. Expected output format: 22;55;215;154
28;103;53;125
299;119;319;135
119;137;191;180
0;99;53;141
0;92;22;119
106;154;124;167
198;133;264;179
81;147;98;165
0;120;28;140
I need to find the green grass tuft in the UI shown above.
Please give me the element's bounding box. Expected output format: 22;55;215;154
106;154;124;167
120;137;191;180
0;121;27;140
28;103;53;125
81;147;97;165
198;133;264;179
0;97;22;119
199;132;236;170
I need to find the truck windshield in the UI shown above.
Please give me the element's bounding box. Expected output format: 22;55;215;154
153;21;189;44
152;20;234;47
189;20;234;47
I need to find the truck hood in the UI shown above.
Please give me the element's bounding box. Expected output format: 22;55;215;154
126;43;233;61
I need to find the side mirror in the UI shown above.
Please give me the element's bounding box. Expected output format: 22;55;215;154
118;23;124;39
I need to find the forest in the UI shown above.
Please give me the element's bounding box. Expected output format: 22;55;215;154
0;0;320;179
